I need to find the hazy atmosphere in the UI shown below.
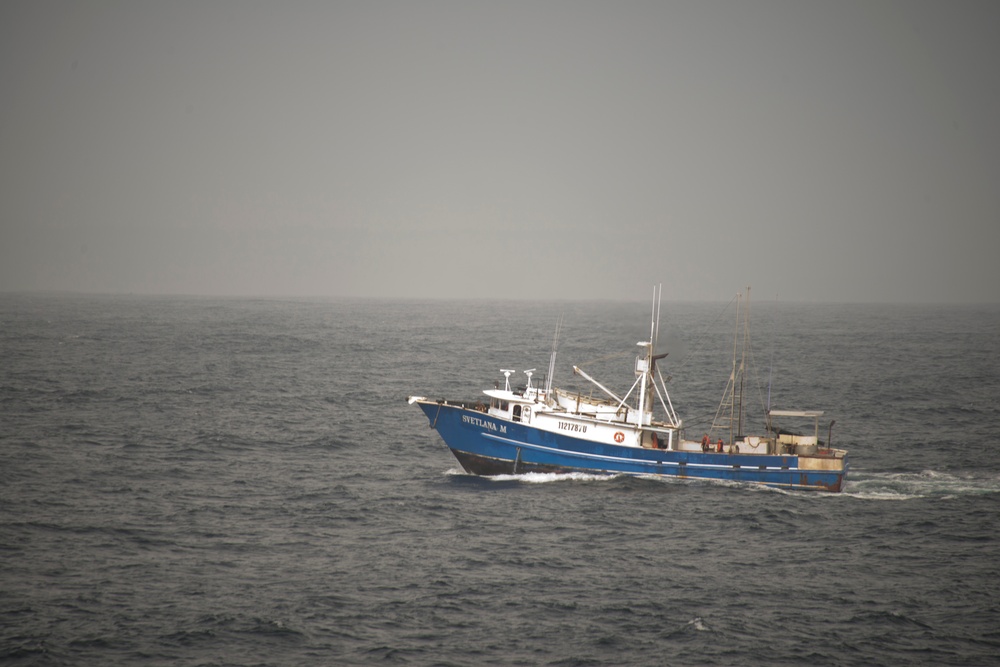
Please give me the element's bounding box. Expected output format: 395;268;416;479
2;0;998;303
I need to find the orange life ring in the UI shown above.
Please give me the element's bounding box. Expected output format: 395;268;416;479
613;431;625;443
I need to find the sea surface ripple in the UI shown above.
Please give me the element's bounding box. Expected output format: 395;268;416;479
1;294;999;666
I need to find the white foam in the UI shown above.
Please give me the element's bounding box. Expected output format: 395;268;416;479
491;471;617;483
444;468;616;483
685;617;710;632
840;469;1000;500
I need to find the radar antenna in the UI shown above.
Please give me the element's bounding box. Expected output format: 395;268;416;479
523;369;536;390
500;369;516;392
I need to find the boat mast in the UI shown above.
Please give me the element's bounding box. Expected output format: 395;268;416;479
738;286;751;438
766;292;776;433
572;285;679;428
637;285;658;422
544;316;562;396
710;288;753;443
729;291;740;445
651;284;660;353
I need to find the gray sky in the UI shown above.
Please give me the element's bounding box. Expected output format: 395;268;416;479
2;1;998;302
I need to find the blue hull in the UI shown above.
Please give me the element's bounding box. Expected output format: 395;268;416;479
418;402;847;492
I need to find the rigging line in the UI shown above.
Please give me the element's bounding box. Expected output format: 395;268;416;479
747;331;766;413
545;314;564;394
671;293;740;373
684;415;717;430
745;317;771;425
730;290;774;429
766;292;777;415
575;349;633;369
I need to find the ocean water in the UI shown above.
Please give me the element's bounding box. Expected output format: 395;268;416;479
1;293;999;666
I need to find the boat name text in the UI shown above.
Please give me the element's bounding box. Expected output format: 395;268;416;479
462;415;507;433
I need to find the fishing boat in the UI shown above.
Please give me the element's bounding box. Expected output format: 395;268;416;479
408;287;848;492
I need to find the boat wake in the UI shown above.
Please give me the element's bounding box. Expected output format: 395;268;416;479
445;467;1000;499
445;468;619;483
840;469;1000;500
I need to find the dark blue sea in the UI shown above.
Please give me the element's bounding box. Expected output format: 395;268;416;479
2;294;999;666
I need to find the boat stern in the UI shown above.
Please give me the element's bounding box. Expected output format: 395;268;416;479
797;449;849;492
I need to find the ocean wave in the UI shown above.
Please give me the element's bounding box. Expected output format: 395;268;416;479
684;617;710;632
